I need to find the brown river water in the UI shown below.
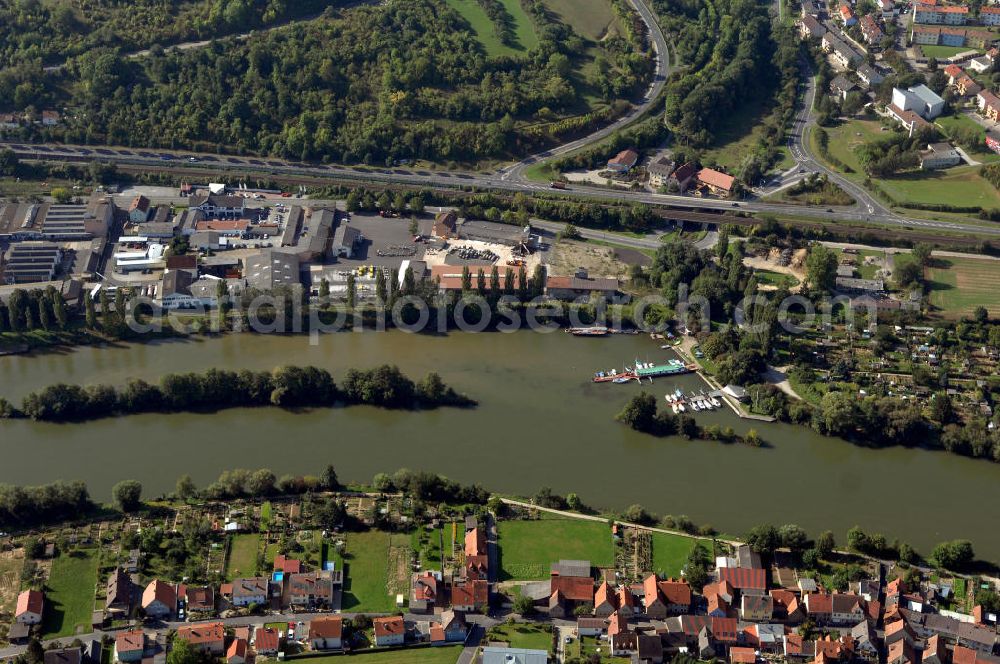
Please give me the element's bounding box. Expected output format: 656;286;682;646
1;331;998;560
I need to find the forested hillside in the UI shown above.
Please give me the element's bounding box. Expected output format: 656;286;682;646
0;0;653;165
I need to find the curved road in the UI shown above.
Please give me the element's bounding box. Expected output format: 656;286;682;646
501;0;672;183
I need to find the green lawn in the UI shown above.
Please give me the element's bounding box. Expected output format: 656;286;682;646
878;166;1000;209
498;518;614;580
924;256;1000;317
754;269;800;289
651;533;702;579
225;534;261;581
818;119;886;174
443;0;539;57
568;635;632;664
487;623;554;651
334;530;395;612
541;0;620;40
701;96;795;174
296;647;461;664
935;114;1000;163
41;549;99;638
920;44;976;59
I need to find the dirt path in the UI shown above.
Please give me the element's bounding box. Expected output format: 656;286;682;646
764;365;803;401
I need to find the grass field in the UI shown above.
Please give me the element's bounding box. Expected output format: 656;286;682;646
498;518;614;580
487;622;554;651
935;114;1000;164
0;553;24;616
819;119;885;174
924;256;1000;317
300;647;462;664
920;45;976;59
225;534;261;581
878;166;1000;209
651;533;702;578
444;0;539;57
41;549;99;638
753;269;800;289
334;530;396;612
541;0;620;40
701;96;794;173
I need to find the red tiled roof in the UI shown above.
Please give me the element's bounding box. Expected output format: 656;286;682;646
451;580;488;607
227;638;247;661
177;622;224;646
658;579;691;606
16;590;43;617
551;576;595;602
465;527;486;557
718;567;766;590
944;64;963;77
731;647;757;664
116;630;144;654
609;149;639;167
595;582;614;609
712;617;739;642
195;219;249;232
254;628;279;653
697;168;736;192
373;616;405;638
274;555;302;574
142;580;176;610
309;617;343;640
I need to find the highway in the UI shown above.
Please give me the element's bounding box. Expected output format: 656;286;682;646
4;0;1000;239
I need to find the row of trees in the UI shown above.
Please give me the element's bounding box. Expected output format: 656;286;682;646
0;287;69;334
6;365;474;422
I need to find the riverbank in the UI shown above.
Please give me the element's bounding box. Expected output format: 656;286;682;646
2;331;1000;558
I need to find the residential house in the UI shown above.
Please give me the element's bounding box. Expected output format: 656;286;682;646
609;612;638;656
888;639;918;664
184;586;215;614
15;590;44;624
982;6;1000;24
884;618;918;646
114;630;145;663
618;587;638;617
226;639;248;664
741;593;774;622
830;75;859;101
747;624;785;654
176;622;225;656
287;571;336;610
647;156;677;188
637;634;664;664
840;4;858;25
481;647;548;664
411;571;442;614
970;54;995;72
851;620;878;660
549;575;594;618
578;617;608;637
957;622;998;653
44;648;82;664
731;647;758;664
704;580;733;618
438;610;468;643
920;142;962;169
41;110;60;126
956;74;981;96
608;149;640;173
254;627;280;656
228;577;269;608
668;162;698;192
451;579;488;612
595;582;617;617
856;63;884;87
373;616;406;647
878;0;897;18
977;89;1000;121
922;635;947;664
913;3;968;24
806;593;834;624
831;594;865;625
823;34;863;67
771;589;805;622
308;617;344;650
141;580;176;619
107;568;133;615
696;168;736;197
860;15;884;44
784;634;817;661
801;14;828;38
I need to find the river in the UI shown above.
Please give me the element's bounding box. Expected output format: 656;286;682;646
2;330;999;560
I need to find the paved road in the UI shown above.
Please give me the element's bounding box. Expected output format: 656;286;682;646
500;0;672;184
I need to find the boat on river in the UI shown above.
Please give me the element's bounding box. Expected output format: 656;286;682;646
568;326;609;337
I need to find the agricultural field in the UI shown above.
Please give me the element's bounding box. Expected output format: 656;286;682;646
651;533;703;578
0;550;24;618
922;256;1000;317
302;647;462;664
333;530;404;613
498;518;614;580
443;0;539;57
225;534;261;581
41;549;99;638
879;166;1000;210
